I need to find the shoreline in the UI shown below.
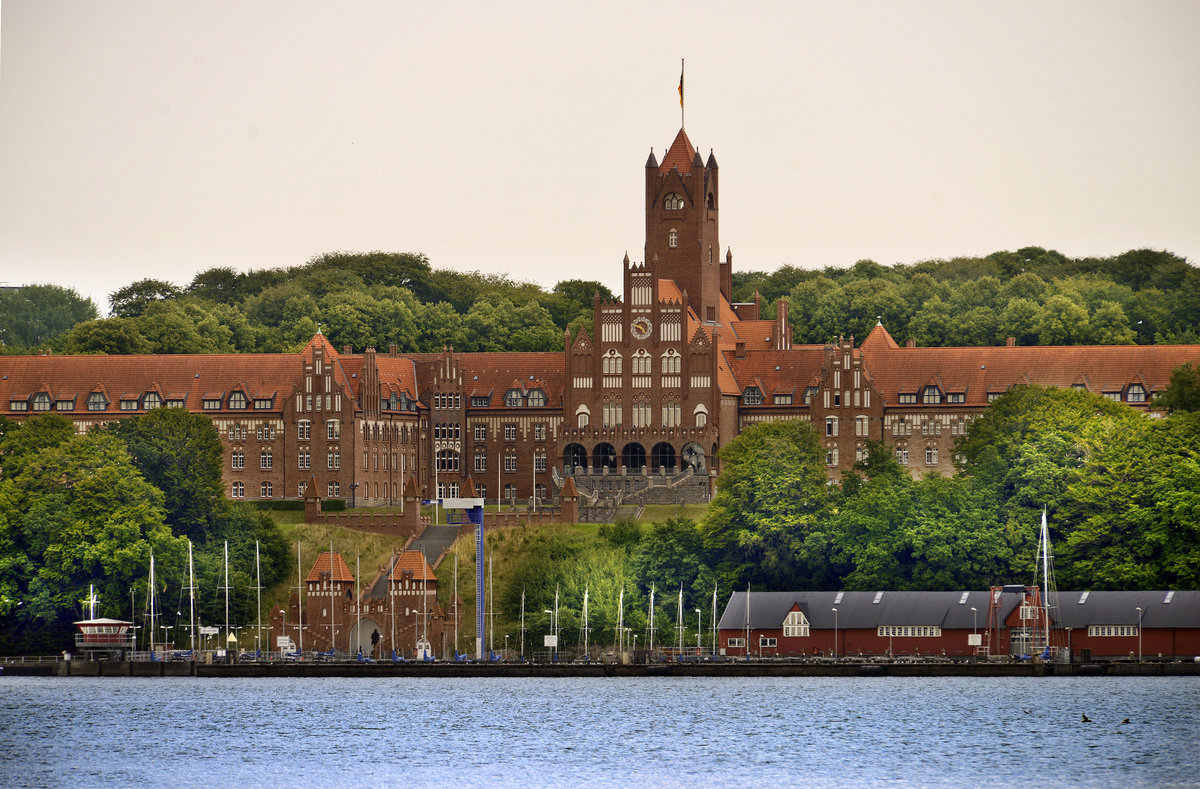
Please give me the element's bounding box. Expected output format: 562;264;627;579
4;659;1197;678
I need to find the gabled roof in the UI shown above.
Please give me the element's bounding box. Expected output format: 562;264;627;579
306;551;355;584
1052;591;1199;629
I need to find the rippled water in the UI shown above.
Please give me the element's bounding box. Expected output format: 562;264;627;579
1;675;1196;788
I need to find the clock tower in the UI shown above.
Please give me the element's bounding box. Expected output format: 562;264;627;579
644;128;723;324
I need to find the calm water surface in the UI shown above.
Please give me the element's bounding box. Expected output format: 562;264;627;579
1;675;1196;788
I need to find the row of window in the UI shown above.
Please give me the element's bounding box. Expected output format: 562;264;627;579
438;449;550;473
436;389;550;409
296;420;340;440
1087;625;1138;637
741;388;809;406
892;447;940;466
878;626;942;638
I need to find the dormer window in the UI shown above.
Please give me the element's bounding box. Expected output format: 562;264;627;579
32;393;52;412
742;387;763;406
87;393;108;412
143;392;161;410
203;397;222;410
527;389;546;407
668;228;678;248
254;397;273;409
922;386;941;404
504;389;523;407
56;398;75;411
228;391;249;410
9;399;28;412
120;397;139;411
470;396;490;407
1126;384;1147;403
803;386;818;405
664;192;684;210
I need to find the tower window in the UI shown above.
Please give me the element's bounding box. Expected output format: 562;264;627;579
668;228;678;248
664;193;684;211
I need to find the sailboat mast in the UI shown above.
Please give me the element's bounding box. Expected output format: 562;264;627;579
453;552;459;657
149;552;156;657
648;585;655;653
256;541;262;655
188;541;196;654
677;585;683;654
356;553;362;656
389;553;396;658
296;540;305;654
329;540;335;656
487;554;494;655
582;585;589;657
223;540;230;649
617;586;624;654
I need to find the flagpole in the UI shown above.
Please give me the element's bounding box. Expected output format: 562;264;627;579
679;58;685;129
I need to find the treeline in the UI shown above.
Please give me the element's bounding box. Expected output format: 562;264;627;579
487;373;1200;644
733;247;1199;346
1;247;1196;356
0;410;290;654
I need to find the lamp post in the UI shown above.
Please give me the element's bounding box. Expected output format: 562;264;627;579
349;482;359;509
1135;607;1143;663
695;608;702;654
832;608;839;660
971;607;978;662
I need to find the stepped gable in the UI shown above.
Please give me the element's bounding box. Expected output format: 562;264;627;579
390;550;435;583
726;349;826;402
306;551;355;583
337;352;420;403
659;128;698;174
861;335;1200;407
0;351;296;417
411;352;566;406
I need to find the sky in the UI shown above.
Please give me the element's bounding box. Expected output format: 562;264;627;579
1;1;1198;316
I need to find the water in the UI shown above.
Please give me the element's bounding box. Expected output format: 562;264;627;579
1;675;1196;788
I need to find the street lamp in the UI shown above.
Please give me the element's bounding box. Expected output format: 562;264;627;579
832;608;839;660
349;482;359;509
695;608;702;653
1135;607;1143;663
544;609;555;661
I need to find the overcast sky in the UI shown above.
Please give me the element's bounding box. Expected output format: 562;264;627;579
2;1;1198;316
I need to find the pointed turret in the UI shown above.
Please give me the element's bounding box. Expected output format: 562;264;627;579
645;148;658;168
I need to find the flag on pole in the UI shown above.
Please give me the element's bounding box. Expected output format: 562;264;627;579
678;65;684;107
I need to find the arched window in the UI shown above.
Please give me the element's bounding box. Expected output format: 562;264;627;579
632;399;652;428
661;349;681;374
602;349;622;375
668;228;678;248
576;404;590;429
694;404;708;429
632;349;652;375
664;192;684;210
661;399;681;428
436;449;460;472
603;399;622;428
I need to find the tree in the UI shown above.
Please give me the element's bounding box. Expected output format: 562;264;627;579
0;430;184;653
701;420;833;589
0;284;97;350
99;408;226;542
1154;362;1200;414
1036;294;1090;345
56;318;151;355
108;279;183;318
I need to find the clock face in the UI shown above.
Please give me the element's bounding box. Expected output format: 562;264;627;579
631;316;653;340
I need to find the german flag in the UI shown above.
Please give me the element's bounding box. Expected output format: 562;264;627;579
678;68;684;108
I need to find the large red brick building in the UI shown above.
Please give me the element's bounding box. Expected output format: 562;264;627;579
2;124;1197;509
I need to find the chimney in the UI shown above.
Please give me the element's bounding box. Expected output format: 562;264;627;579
906;339;917;348
735;340;746;358
343;345;352;355
389;343;398;356
1006;337;1016;347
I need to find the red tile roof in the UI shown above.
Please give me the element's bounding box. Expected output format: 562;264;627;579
412;353;566;407
306;551;355;583
862;339;1200;407
726;349;827;401
390;550;435;583
0;353;297;415
659;128;697;174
